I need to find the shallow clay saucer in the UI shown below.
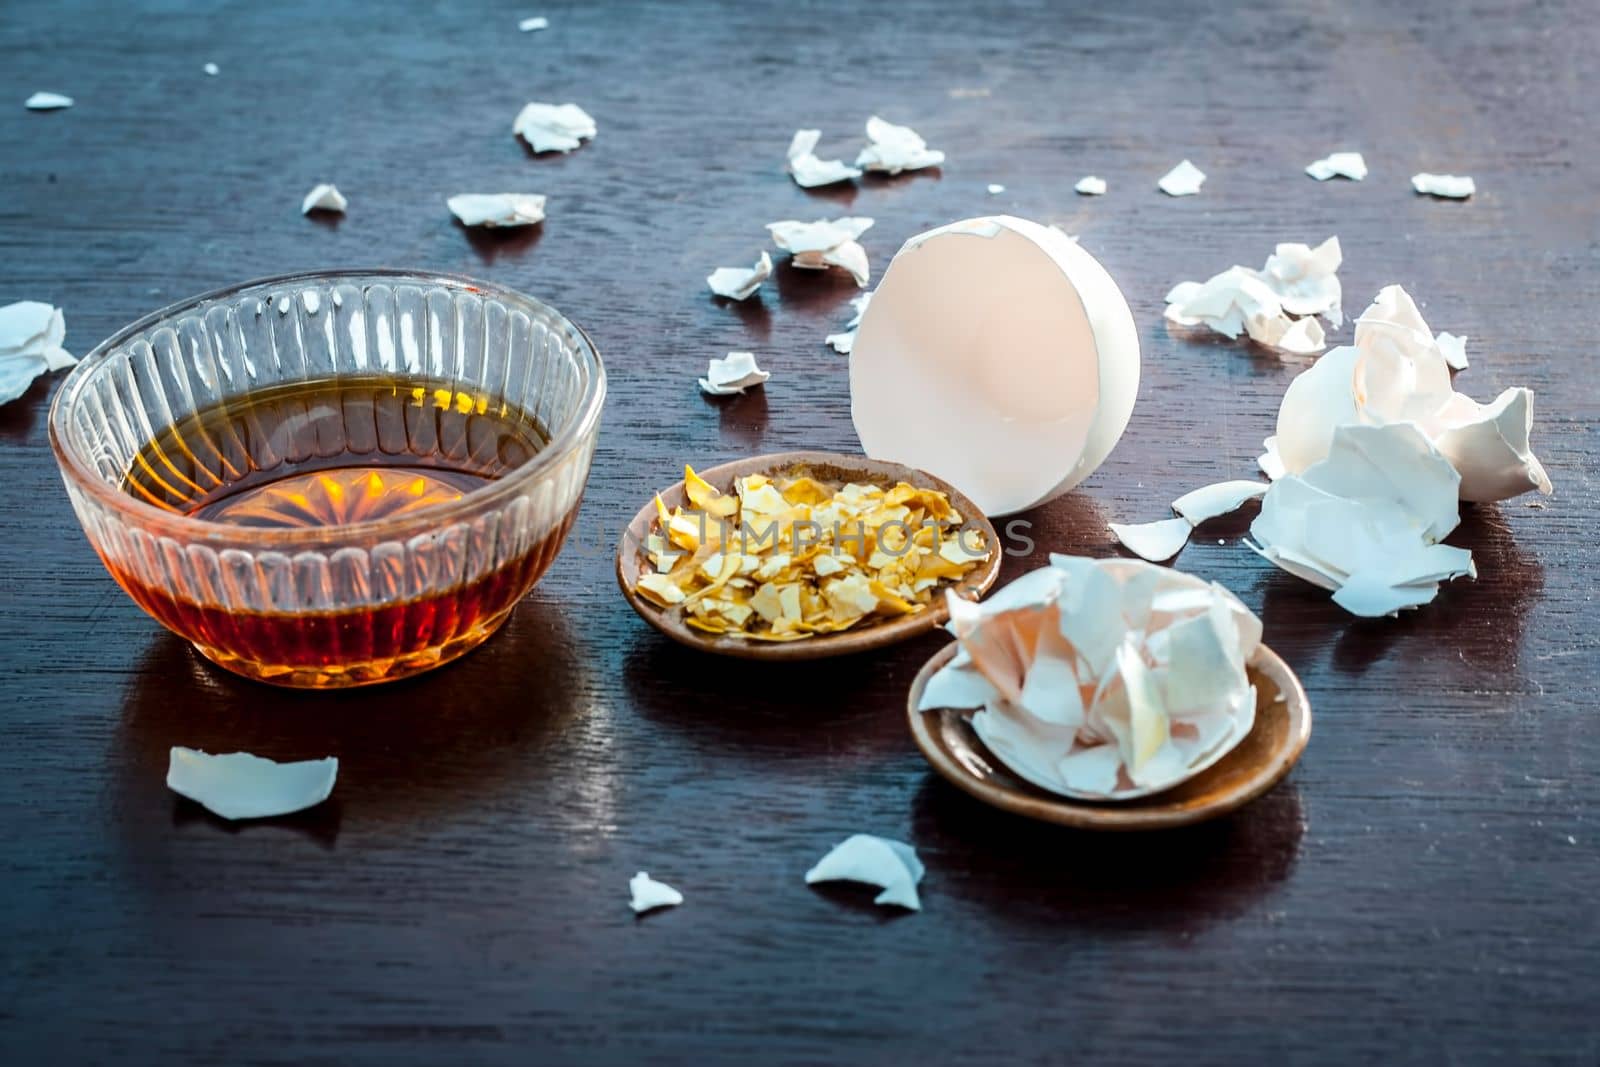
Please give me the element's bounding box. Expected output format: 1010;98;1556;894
907;641;1312;830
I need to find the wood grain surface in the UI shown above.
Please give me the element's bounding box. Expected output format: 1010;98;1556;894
1;1;1595;1064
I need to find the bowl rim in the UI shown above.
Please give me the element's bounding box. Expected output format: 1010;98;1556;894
48;268;606;547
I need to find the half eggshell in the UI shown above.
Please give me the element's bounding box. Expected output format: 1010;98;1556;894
849;216;1140;516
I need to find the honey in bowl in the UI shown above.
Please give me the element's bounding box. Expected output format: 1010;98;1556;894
111;376;574;687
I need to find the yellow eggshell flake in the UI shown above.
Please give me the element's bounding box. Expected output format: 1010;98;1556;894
637;572;687;606
640;463;987;641
685;464;740;517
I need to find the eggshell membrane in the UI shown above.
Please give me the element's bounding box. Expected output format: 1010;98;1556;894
850;216;1139;516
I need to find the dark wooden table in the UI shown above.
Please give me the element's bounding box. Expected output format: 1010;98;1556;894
3;1;1596;1063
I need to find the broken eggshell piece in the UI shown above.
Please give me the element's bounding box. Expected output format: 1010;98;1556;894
1306;152;1368;181
25;91;73;110
446;193;546;228
1267;285;1551;503
301;183;347;214
850;216;1139;517
805;834;925;911
1249;421;1476;616
1164;237;1342;356
1158;160;1206;196
699;351;769;396
854;116;944;175
628;871;683;914
166;747;338;821
921;556;1261;801
1412;172;1475;199
826;291;871;355
0;300;75;405
1109;517;1193;562
512;101;596;153
766;216;873;288
706;251;773;301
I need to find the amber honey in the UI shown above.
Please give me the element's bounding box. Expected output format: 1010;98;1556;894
113;376;573;686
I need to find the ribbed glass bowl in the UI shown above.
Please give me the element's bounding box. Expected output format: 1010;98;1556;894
49;270;604;688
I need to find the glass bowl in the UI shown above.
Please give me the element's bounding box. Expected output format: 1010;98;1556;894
49;270;605;688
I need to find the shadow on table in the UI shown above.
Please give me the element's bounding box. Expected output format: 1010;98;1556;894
0;376;49;443
112;592;592;837
708;292;773;340
621;627;933;764
461;220;545;265
910;774;1306;936
701;385;769;452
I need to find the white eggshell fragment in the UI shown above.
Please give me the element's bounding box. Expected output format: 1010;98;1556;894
706;251;772;300
513;101;596;153
447;193;546;228
925;556;1261;801
805;834;924;911
855;115;944;175
1158;160;1206;196
202;62;220;76
699;351;769;395
0;300;75;405
25;91;73;110
301;183;347;214
1249;421;1475;615
1172;480;1268;525
1165;237;1342;355
1412;172;1475;199
825;291;871;354
1075;176;1107;195
628;872;683;914
1436;331;1469;370
166;747;338;821
1306;152;1367;181
850;216;1139;516
1109;517;1193;562
1270;285;1551;502
518;16;549;31
785;129;862;188
766;217;873;287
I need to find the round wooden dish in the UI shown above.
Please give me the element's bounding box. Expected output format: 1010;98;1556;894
907;641;1312;830
617;451;1002;660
